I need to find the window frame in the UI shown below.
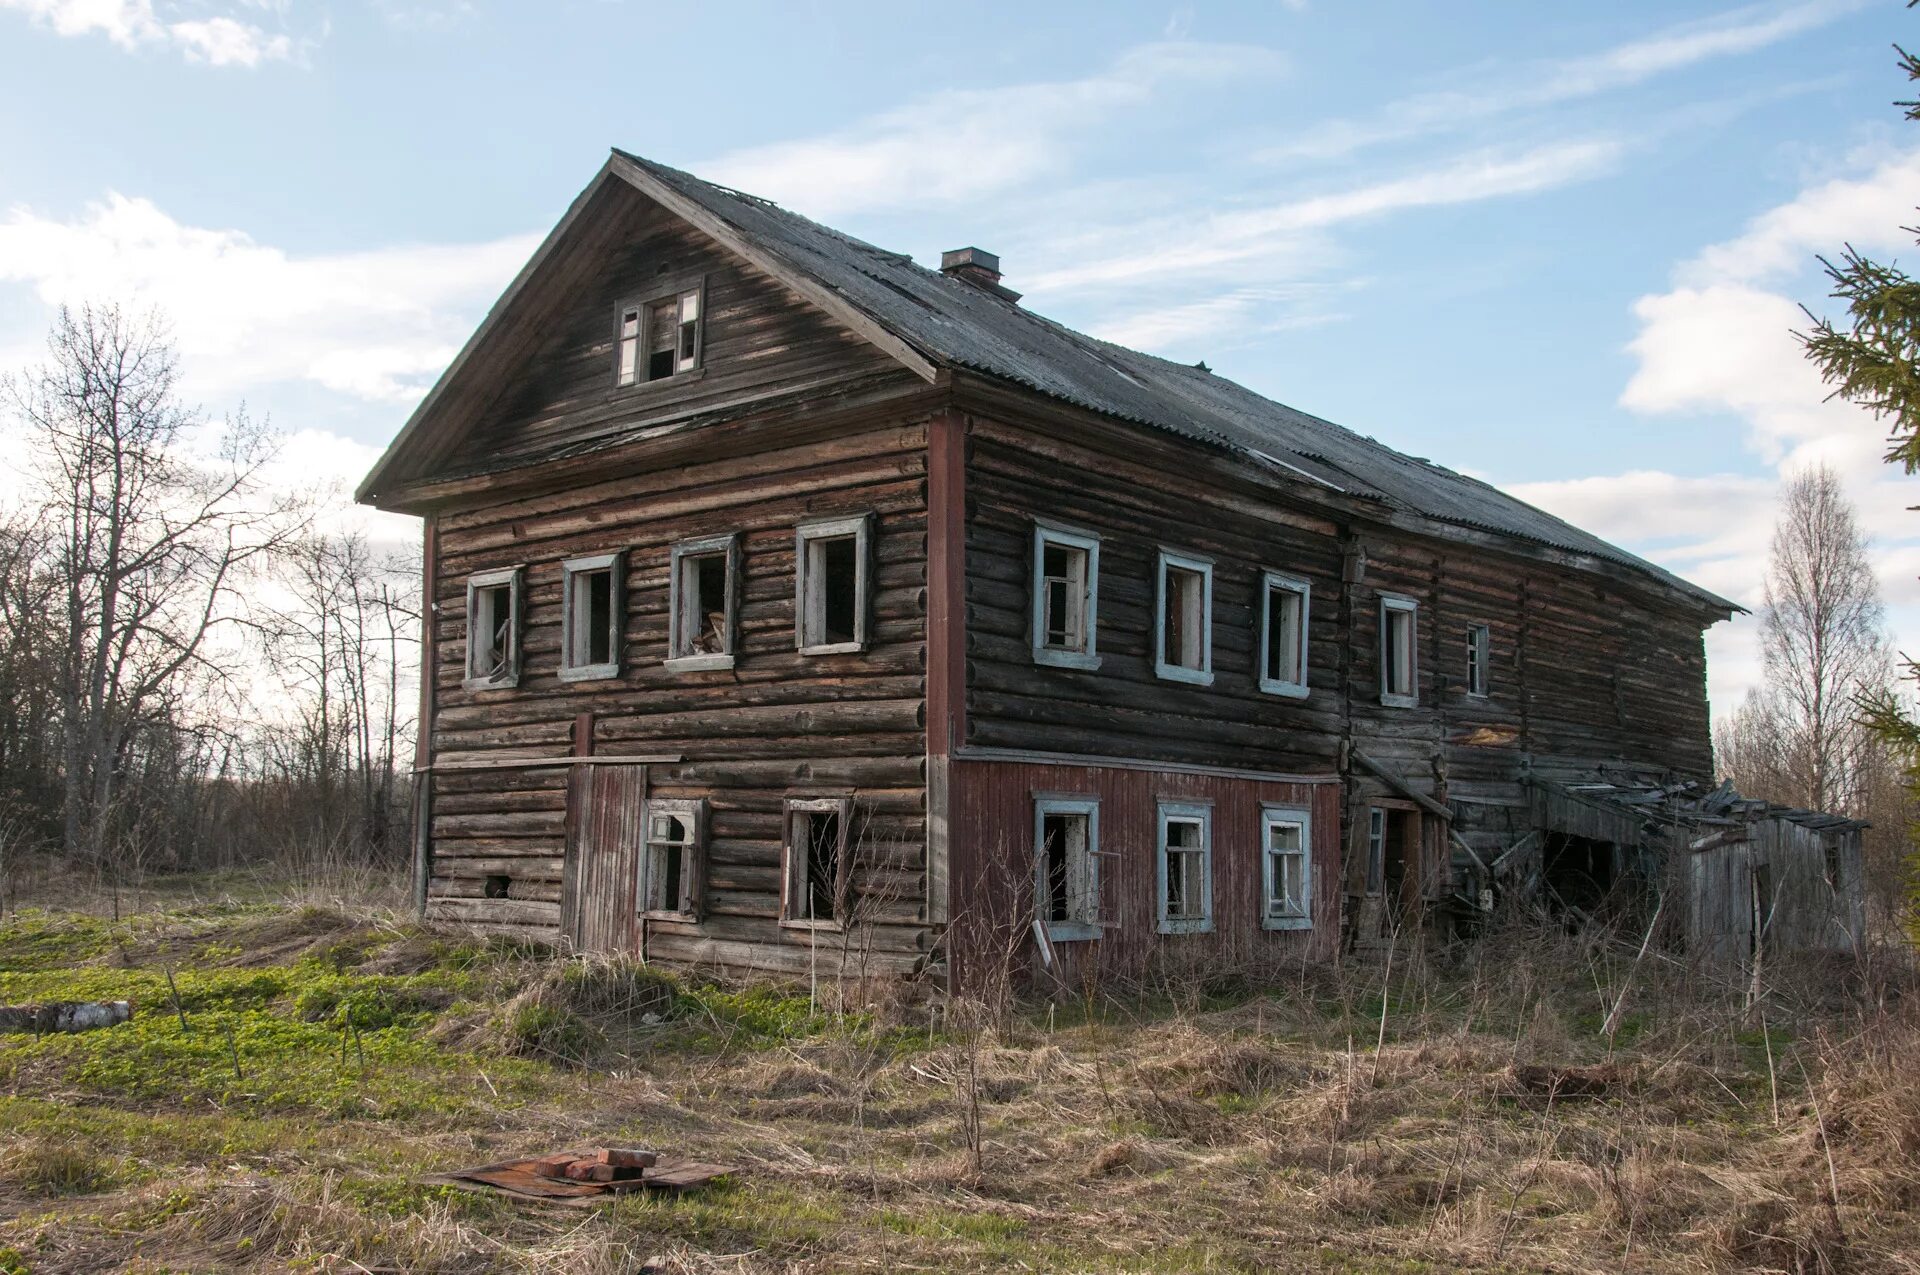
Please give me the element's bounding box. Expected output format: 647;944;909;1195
1465;623;1490;698
666;532;742;672
1260;803;1313;931
1155;799;1215;934
1257;570;1312;699
794;514;873;656
612;275;707;389
1030;521;1102;671
1365;806;1387;897
1153;548;1215;686
640;797;706;920
559;551;624;683
1378;592;1419;708
462;566;523;690
1032;795;1102;942
781;796;853;930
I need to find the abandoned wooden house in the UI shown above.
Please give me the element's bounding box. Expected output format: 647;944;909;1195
360;149;1779;988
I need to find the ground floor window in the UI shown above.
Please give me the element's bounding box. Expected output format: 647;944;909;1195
642;799;705;918
782;797;852;926
1156;801;1213;933
1262;805;1312;929
1033;796;1100;941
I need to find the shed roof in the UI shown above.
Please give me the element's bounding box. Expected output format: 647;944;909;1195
616;152;1732;613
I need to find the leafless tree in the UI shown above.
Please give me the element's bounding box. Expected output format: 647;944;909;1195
3;304;298;866
1718;465;1890;815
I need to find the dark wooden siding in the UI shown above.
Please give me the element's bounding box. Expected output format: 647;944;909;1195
423;416;933;975
946;757;1341;985
455;185;903;471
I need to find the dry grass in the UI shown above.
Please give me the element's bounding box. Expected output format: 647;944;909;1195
2;880;1919;1273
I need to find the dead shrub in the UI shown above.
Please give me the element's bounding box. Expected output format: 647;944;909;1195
1707;1197;1847;1273
0;1136;119;1196
491;957;676;1066
1086;1140;1139;1177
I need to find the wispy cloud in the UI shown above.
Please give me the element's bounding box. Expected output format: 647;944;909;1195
1262;0;1859;164
701;41;1286;218
1028;139;1622;295
0;192;535;404
0;0;297;66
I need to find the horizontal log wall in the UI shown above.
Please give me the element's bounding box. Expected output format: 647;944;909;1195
424;415;934;970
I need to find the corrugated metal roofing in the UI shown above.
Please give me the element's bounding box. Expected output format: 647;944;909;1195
622;152;1732;613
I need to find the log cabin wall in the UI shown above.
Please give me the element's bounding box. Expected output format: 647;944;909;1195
423;409;936;976
952;402;1719;929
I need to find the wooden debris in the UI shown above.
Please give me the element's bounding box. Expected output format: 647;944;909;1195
0;1000;133;1034
436;1147;732;1205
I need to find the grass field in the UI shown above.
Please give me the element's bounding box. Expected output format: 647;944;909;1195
0;876;1915;1273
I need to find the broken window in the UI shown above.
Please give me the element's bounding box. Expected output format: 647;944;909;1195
1156;802;1213;933
1366;806;1387;896
783;798;852;925
1378;594;1418;707
1031;524;1100;669
795;515;871;654
1033;797;1100;940
1155;550;1213;684
561;553;622;680
642;799;704;917
1262;806;1311;929
464;567;522;689
1259;571;1310;697
668;534;739;669
1466;624;1490;697
617;286;702;386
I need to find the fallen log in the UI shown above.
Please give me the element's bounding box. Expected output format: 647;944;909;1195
0;1000;133;1034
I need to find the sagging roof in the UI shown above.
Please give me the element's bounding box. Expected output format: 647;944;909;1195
1545;772;1871;838
616;153;1731;614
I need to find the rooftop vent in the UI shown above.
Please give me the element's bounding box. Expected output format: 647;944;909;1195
940;247;1022;302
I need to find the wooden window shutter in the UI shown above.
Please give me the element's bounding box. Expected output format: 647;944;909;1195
687;799;711;920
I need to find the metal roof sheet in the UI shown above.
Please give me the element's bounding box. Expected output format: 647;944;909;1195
619;152;1733;613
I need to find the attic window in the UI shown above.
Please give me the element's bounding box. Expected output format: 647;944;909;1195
615;284;702;387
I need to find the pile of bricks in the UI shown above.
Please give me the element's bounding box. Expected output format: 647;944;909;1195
531;1147;656;1186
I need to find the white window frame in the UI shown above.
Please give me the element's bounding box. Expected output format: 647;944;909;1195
1465;623;1490;698
560;552;623;682
1378;593;1419;708
1155;800;1214;934
1261;804;1313;931
1031;522;1101;671
1257;570;1311;699
640;798;704;919
667;533;741;672
794;514;872;656
1154;549;1214;686
462;566;522;690
1033;796;1101;942
781;796;852;930
614;280;705;387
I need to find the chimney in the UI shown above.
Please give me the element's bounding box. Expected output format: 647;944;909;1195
940;247;1021;302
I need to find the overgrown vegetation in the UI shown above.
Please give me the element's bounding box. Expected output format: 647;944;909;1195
2;880;1917;1272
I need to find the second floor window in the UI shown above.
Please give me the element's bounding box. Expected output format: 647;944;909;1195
1466;624;1490;697
795;515;871;655
616;285;702;386
1031;523;1100;669
1259;571;1310;697
1379;593;1418;707
668;533;740;670
561;552;623;681
1155;550;1214;685
463;567;522;689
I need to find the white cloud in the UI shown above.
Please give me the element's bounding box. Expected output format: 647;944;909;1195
0;192;537;406
701;41;1286;218
0;0;296;66
1516;144;1920;717
1262;0;1861;163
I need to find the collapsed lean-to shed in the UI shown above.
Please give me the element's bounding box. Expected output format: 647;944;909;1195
355;150;1853;988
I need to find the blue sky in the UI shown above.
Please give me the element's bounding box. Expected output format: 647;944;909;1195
2;0;1918;715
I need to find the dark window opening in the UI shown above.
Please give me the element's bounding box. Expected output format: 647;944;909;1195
818;536;858;645
473;583;511;678
646;295;679;380
1041;542;1087;649
1042;813;1074;923
483;874;511;899
675;550;730;657
1264;584;1304;685
803;810;841;921
585;570;613;666
1823;843;1841;889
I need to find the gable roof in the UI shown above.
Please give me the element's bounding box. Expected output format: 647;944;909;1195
362;150;1736;616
